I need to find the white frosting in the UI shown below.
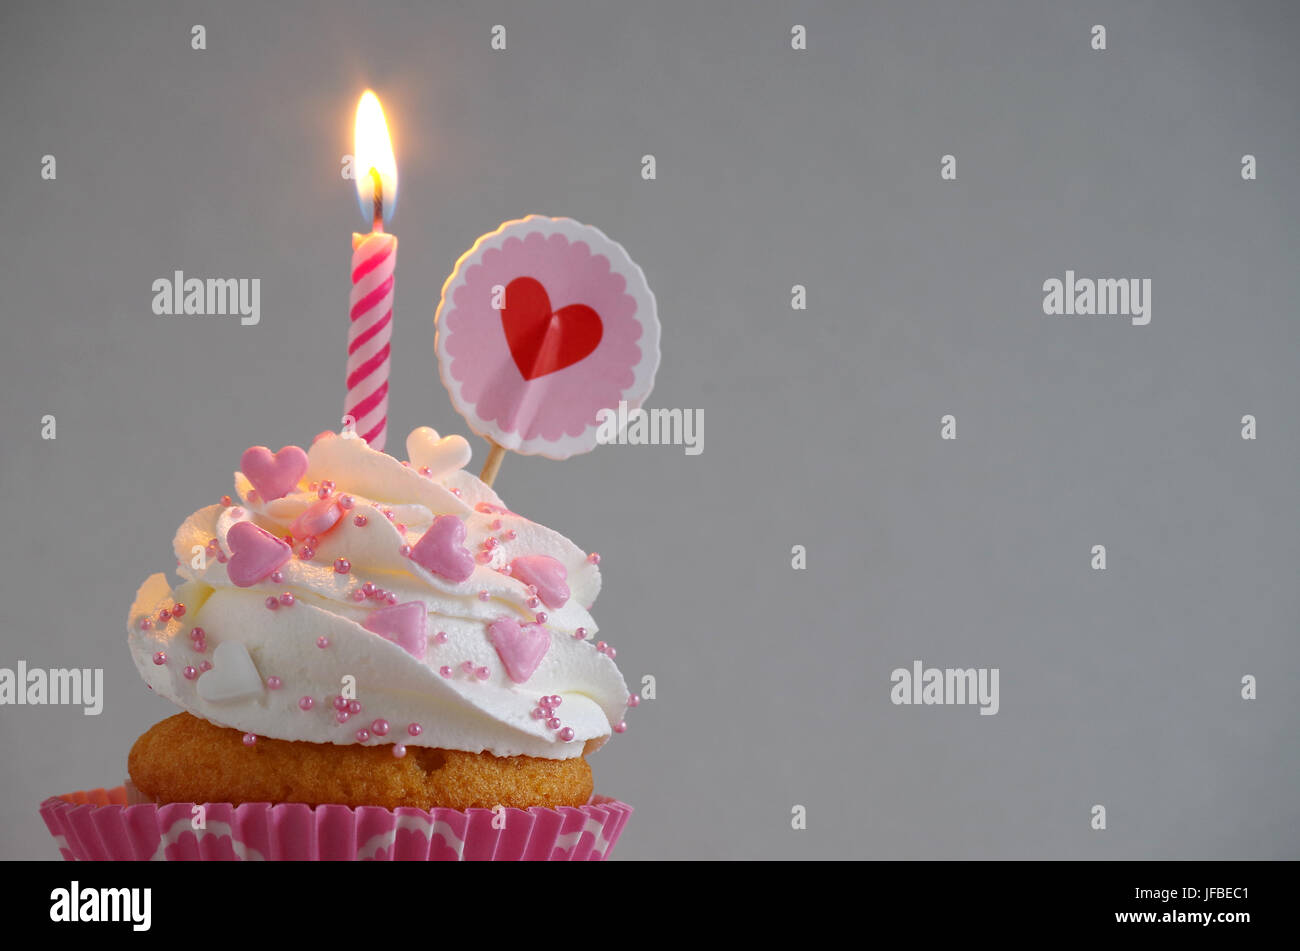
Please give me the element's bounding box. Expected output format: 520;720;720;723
128;429;627;759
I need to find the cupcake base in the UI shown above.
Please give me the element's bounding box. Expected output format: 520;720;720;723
40;786;632;861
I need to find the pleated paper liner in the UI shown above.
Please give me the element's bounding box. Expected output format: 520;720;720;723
40;786;632;861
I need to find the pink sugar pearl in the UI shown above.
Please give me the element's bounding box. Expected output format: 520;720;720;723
278;592;295;606
316;636;330;649
298;696;315;711
172;603;186;618
559;727;575;742
347;699;362;714
613;721;627;734
242;733;257;746
407;722;423;737
355;728;371;742
628;694;641;707
152;651;166;665
439;666;452;678
371;719;390;736
266;676;282;690
269;570;284;584
353;515;368;527
391;744;407;758
183;666;198;680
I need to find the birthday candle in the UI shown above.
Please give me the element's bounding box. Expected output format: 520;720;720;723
345;91;398;450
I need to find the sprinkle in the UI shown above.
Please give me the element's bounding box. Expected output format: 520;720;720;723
297;546;315;560
157;608;171;623
347;699;362;714
298;696;314;710
353;515;368;527
183;666;198;680
535;612;548;624
354;728;371;743
532;708;546;719
559;727;575;742
460;661;475;673
221;495;233;506
335;710;351;723
138;618;153;631
266;676;282;690
596;641;608;653
587;553;601;565
478;591;490;602
613;721;627;734
333;696;349;711
172;603;186;618
152;651;167;665
439;666;452;678
338;495;354;510
269;570;284;584
334;557;351;574
371;719;390;736
265;596;279;610
399;544;412;557
316;636;330;649
199;660;213;672
546;717;561;730
407;722;423;737
434;631;448;645
230;507;244;518
243;733;257;746
475;666;490;680
505;530;517;540
392;744;407;758
628;694;641;708
278;592;295;606
573;627;587;640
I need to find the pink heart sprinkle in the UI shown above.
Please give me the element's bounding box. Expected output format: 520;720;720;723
409;515;475;583
508;555;570;609
487;617;551;684
240;445;308;501
225;522;292;587
290;497;343;539
362;601;428;659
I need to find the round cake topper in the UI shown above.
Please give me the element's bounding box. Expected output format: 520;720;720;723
435;215;660;460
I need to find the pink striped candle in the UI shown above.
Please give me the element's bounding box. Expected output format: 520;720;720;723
345;91;399;450
346;231;396;448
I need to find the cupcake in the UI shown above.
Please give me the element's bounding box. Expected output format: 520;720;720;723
41;426;632;860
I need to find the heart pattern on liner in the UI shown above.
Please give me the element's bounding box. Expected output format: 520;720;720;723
500;276;603;380
362;601;429;659
240;445;308;501
196;641;265;703
409;515;475;583
487;617;552;684
225;521;292;588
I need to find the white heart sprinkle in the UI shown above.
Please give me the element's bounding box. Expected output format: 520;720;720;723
196;641;265;703
407;426;472;477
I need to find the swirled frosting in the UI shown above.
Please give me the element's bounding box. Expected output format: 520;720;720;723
127;427;628;759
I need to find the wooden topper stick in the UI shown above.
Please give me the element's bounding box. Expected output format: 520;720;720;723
479;439;508;487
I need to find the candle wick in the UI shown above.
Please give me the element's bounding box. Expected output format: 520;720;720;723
370;167;384;233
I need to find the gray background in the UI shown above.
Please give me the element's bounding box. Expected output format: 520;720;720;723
1;0;1297;860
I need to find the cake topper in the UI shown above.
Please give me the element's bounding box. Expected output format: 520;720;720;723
435;215;660;484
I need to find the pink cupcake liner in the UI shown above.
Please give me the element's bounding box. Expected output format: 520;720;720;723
40;786;632;861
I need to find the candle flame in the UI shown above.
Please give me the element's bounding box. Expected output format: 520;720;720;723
354;90;397;227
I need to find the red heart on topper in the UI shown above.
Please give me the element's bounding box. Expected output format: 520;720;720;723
500;277;603;380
